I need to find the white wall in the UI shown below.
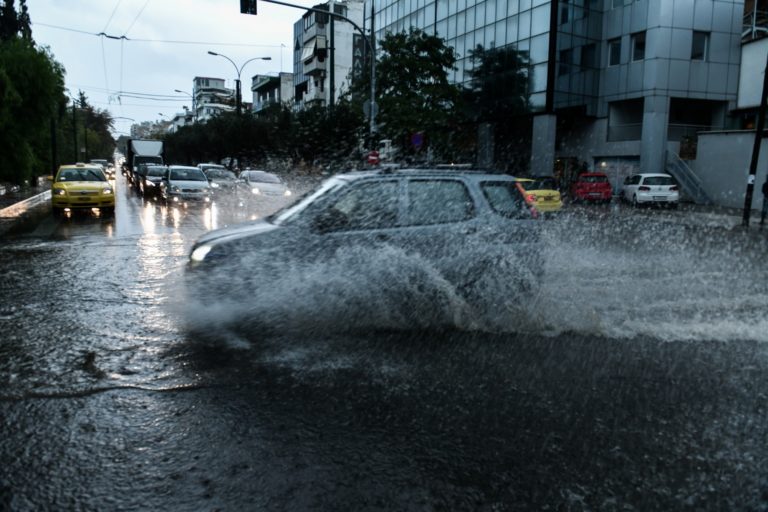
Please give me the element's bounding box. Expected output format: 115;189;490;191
695;131;768;209
738;38;768;110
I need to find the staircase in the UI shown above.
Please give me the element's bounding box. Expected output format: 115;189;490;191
665;150;712;205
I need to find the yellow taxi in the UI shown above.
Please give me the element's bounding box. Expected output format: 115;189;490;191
515;176;563;213
51;163;115;216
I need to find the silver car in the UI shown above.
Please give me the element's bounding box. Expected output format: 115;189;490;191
187;169;543;313
160;165;213;205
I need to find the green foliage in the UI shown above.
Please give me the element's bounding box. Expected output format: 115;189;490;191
351;28;463;159
0;0;31;42
465;44;530;123
0;38;65;183
163;101;364;170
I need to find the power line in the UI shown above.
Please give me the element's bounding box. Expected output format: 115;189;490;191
102;0;123;33
34;22;281;48
123;0;151;37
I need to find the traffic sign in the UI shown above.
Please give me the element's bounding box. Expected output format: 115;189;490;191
367;150;380;165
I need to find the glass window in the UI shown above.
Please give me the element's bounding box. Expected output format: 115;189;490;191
508;0;520;16
608;38;621;66
559;49;572;76
485;24;495;47
691;31;709;61
531;4;550;36
631;31;645;61
322;180;400;231
507;15;518;41
581;43;596;69
466;5;476;30
437;0;448;20
480;181;528;218
519;10;531;39
530;33;549;63
406;180;474;225
531;62;549;92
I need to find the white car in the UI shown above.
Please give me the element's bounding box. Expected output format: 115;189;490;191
239;170;291;198
622;173;680;208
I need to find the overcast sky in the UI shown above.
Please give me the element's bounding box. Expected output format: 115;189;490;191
28;0;322;133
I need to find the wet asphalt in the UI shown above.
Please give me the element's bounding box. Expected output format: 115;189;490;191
1;174;768;511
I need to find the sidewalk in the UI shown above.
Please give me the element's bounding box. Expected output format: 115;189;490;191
0;183;51;237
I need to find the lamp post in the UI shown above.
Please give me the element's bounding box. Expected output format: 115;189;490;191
174;89;196;122
207;51;271;115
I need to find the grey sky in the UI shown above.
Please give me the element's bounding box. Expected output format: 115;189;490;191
28;0;322;132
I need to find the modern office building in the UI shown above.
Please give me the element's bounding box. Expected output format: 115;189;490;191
193;76;235;122
293;0;366;108
251;73;295;114
364;0;748;193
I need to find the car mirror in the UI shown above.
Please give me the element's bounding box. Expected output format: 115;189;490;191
47;175;54;182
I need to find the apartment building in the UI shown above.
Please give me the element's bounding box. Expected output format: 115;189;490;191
193;76;235;122
364;0;748;196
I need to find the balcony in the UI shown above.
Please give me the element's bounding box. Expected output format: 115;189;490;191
303;23;326;44
303;57;327;76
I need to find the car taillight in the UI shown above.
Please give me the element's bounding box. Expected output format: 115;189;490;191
639;186;651;191
527;194;537;202
670;186;678;191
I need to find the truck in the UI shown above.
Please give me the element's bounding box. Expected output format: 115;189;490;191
124;139;164;184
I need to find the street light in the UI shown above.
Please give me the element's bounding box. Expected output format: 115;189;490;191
207;51;271;115
174;89;197;122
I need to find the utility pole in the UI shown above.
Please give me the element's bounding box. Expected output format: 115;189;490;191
71;101;78;163
742;52;768;227
329;10;335;111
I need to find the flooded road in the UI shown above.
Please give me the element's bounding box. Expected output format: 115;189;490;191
1;175;767;510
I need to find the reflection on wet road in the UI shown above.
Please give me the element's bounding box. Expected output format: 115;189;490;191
1;174;768;510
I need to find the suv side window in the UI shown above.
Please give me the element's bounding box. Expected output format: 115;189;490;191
406;179;474;225
320;180;400;231
481;181;529;218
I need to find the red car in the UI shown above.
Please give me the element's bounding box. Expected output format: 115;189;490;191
570;172;613;203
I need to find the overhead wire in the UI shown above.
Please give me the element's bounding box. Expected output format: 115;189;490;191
122;0;150;37
34;22;281;48
102;0;123;33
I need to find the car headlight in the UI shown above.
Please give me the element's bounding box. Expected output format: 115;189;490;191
284;189;292;196
171;185;180;193
54;189;67;196
102;187;113;194
251;187;260;195
190;244;212;262
144;180;155;187
210;182;220;188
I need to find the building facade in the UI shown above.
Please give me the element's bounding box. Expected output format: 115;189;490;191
293;0;365;108
193;76;235;122
364;0;747;190
251;72;295;113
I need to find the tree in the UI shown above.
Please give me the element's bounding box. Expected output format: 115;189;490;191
0;0;31;41
350;28;463;160
464;44;532;171
465;44;530;123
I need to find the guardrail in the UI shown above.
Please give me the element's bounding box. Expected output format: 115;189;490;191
0;190;51;218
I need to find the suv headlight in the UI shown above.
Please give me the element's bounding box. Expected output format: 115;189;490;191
190;244;212;263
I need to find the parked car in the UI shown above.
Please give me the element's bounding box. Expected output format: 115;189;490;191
159;165;213;206
239;170;292;198
138;164;168;198
198;163;227;176
515;176;563;213
621;173;680;208
203;168;239;195
186;169;543;310
570;172;613;203
51;163;114;217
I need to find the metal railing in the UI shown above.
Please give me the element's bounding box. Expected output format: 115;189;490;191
665;150;712;205
743;10;768;41
0;190;51;218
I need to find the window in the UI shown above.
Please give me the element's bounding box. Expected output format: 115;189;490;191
560;0;570;24
480;182;528;219
608;38;621;66
559;49;572;76
406;180;474;225
581;44;596;69
612;0;625;7
691;31;709;61
631;32;645;61
322;180;400;231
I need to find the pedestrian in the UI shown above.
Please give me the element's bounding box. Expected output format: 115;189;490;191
762;178;768;226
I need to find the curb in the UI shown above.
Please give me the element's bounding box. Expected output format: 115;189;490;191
0;190;51;237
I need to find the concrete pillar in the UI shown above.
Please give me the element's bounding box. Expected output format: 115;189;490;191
640;95;670;173
530;114;557;176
